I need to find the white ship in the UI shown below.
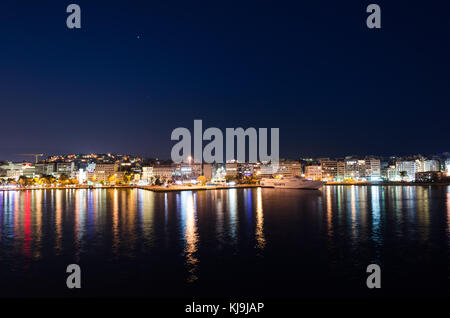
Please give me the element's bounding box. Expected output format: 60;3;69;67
260;176;323;190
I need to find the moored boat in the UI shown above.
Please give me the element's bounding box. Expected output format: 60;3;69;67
260;176;323;190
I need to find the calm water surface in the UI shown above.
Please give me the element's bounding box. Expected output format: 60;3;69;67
0;186;449;298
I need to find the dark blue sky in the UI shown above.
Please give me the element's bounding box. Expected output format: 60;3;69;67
1;1;449;160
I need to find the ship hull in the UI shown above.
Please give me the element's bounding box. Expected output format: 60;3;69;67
260;178;323;190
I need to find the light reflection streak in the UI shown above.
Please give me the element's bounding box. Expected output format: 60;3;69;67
55;190;63;254
23;191;32;263
447;187;450;244
74;190;87;259
371;186;381;247
255;187;265;251
164;193;168;248
350;186;357;240
0;192;3;238
326;187;333;237
215;191;224;244
33;191;42;259
13;191;20;253
418;187;430;242
140;189;154;247
180;191;199;283
112;189;119;256
125;190;137;253
228;189;237;242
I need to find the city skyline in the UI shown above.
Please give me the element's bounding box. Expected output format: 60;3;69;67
2;151;450;186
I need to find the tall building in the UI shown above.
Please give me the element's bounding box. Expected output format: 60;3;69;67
56;162;75;176
386;165;397;181
423;159;440;172
225;162;239;178
35;163;55;176
152;166;173;183
141;166;153;184
259;163;278;177
91;163;119;182
277;161;302;177
238;163;255;177
305;165;322;181
344;159;366;180
395;161;417;181
202;163;213;179
337;160;345;181
320;159;337;181
365;158;381;180
173;163;202;181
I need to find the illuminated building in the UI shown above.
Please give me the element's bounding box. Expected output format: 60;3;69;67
202;163;213;179
0;162;24;179
225;162;239;178
365;158;381;181
259;163;278;177
152;165;174;183
56;162;75;176
343;159;366;180
337;160;345;180
415;171;443;182
387;165;398;181
395;161;417;181
141;166;153;184
305;165;322;181
320;159;337;181
277;161;302;177
75;169;87;184
417;159;440;172
90;163;119;182
212;164;226;181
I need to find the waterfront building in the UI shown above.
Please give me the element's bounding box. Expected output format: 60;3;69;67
86;162;96;173
35;163;55;176
305;165;322;181
395;161;417;181
21;164;36;178
75;169;87;184
202;163;213;179
91;163;119;183
211;164;226;182
173;163;202;181
277;161;302;177
259;163;278;177
336;160;345;181
423;159;440;172
0;162;26;179
344;159;366;180
152;165;174;183
56;162;75;176
225;162;239;178
415;171;443;182
141;166;154;184
380;161;390;180
320;159;337;181
257;161;301;178
365;158;381;181
387;165;398;181
238;163;255;177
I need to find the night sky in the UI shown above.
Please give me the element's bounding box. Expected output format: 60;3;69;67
1;1;449;161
